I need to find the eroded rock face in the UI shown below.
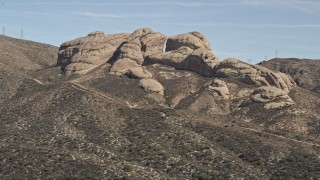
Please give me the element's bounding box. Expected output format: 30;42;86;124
109;58;139;75
250;86;295;109
215;58;295;93
127;66;153;79
58;32;129;75
113;28;167;66
139;78;164;95
206;79;229;99
165;31;211;51
57;29;296;108
146;43;220;76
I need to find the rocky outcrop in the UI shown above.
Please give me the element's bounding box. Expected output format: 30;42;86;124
109;58;139;75
259;58;320;94
215;58;295;93
250;86;295;109
127;66;152;79
206;79;229;99
165;31;211;51
139;78;164;95
113;28;167;66
146;31;220;77
58;31;129;75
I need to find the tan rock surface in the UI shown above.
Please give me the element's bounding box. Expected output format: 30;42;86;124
215;58;295;93
139;78;164;95
206;79;230;99
58;32;129;75
251;86;295;109
110;58;139;75
127;66;152;79
165;31;211;51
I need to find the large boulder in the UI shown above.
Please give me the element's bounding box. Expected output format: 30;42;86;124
58;31;129;75
250;86;295;109
146;47;220;77
141;32;167;57
115;28;167;65
109;58;139;75
166;31;211;51
139;78;164;95
127;66;152;79
206;79;230;99
215;58;295;93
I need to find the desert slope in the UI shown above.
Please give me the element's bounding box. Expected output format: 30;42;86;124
1;29;320;179
0;35;58;103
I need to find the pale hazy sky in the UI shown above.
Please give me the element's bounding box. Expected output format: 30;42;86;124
1;0;320;63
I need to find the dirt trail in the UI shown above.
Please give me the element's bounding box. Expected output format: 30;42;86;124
69;82;138;109
238;126;320;147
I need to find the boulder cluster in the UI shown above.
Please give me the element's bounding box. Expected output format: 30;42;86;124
58;28;296;109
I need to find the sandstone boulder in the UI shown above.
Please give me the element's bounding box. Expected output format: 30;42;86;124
250;86;295;109
206;79;229;99
110;58;139;75
166;31;211;51
146;47;220;77
141;32;167;57
139;78;164;95
117;42;144;65
127;66;152;79
58;32;129;75
215;58;295;93
114;28;167;66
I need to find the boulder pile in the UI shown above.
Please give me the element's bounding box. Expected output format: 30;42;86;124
57;28;297;106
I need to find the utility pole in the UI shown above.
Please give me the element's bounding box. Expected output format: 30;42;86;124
2;26;5;35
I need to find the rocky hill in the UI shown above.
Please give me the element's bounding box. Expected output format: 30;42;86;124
0;35;58;103
1;29;320;179
259;58;320;94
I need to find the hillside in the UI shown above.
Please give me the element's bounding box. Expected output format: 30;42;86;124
259;58;320;94
0;35;58;103
1;29;320;179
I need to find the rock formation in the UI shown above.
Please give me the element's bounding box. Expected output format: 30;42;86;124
139;78;164;95
58;31;129;75
206;79;229;99
57;28;297;105
165;31;211;51
127;66;153;79
215;58;295;93
250;86;295;109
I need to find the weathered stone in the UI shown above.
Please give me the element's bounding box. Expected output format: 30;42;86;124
139;78;164;95
58;32;129;75
117;43;144;65
110;58;139;75
166;32;211;51
250;86;295;109
215;58;295;93
147;47;219;77
141;32;167;57
127;66;152;79
207;79;229;99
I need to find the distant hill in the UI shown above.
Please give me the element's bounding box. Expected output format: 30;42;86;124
0;35;58;103
259;58;320;93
